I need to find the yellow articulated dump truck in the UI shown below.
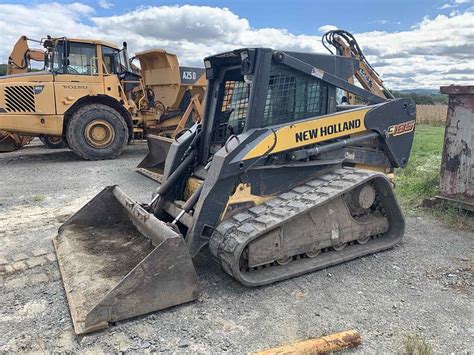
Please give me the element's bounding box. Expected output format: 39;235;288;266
0;36;206;159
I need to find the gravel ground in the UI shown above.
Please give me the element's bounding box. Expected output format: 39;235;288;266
0;140;472;353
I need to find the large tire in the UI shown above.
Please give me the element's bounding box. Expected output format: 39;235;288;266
40;135;66;149
66;104;129;160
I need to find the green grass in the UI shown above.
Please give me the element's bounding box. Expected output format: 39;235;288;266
31;194;45;202
395;124;473;229
395;125;444;207
402;333;433;355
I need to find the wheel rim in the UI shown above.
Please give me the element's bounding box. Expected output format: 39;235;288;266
84;119;115;148
49;136;62;144
305;248;321;258
357;236;370;245
333;243;347;251
276;256;292;265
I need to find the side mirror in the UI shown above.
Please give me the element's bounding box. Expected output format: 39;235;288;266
123;41;127;49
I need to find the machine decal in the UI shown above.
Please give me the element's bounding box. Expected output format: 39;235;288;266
62;84;88;90
243;106;372;160
295;119;361;142
180;67;205;84
33;85;44;95
387;120;415;137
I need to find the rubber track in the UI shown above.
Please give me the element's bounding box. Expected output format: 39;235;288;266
209;167;403;287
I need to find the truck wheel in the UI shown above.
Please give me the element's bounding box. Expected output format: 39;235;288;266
40;135;66;149
66;104;128;160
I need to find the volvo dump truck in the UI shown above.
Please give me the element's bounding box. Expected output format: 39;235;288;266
54;47;416;334
0;36;206;158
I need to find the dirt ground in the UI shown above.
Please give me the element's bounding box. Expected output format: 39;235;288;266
0;140;472;353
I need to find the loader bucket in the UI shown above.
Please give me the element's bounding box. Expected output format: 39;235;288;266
136;134;174;182
53;186;199;335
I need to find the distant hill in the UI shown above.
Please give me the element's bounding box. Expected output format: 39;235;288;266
0;63;42;76
392;89;448;105
397;88;441;96
0;64;7;76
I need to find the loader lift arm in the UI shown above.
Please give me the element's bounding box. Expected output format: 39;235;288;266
322;30;395;104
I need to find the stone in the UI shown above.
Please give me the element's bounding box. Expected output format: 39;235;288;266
12;260;27;271
12;253;29;262
29;273;49;284
26;256;47;268
32;248;49;257
46;253;57;262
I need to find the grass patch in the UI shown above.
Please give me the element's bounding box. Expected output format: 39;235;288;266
402;333;433;355
31;194;45;202
395;124;473;229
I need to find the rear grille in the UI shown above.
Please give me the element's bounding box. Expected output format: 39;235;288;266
4;85;36;113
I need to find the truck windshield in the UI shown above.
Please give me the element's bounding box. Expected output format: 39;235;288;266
49;41;98;75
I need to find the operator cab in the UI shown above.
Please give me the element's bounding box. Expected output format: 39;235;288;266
44;39;132;75
200;48;348;163
43;38;141;92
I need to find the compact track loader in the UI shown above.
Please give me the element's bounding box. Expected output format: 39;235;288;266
54;47;416;335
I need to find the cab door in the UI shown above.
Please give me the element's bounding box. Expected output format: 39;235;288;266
54;41;104;114
101;45;126;105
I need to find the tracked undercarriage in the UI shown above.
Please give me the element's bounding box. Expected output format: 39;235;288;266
210;168;403;286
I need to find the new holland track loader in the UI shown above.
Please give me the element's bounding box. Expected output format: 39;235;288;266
54;45;416;335
0;36;206;158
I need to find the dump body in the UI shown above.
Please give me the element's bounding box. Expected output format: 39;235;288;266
438;85;474;211
135;50;206;112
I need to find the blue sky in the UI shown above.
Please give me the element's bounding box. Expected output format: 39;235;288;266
16;0;468;33
1;0;473;88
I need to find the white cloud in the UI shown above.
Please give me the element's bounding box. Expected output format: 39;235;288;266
440;0;471;9
439;3;454;9
318;25;338;33
98;0;113;9
0;3;472;89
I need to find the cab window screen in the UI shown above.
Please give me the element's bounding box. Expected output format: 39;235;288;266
221;80;249;135
263;67;327;127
